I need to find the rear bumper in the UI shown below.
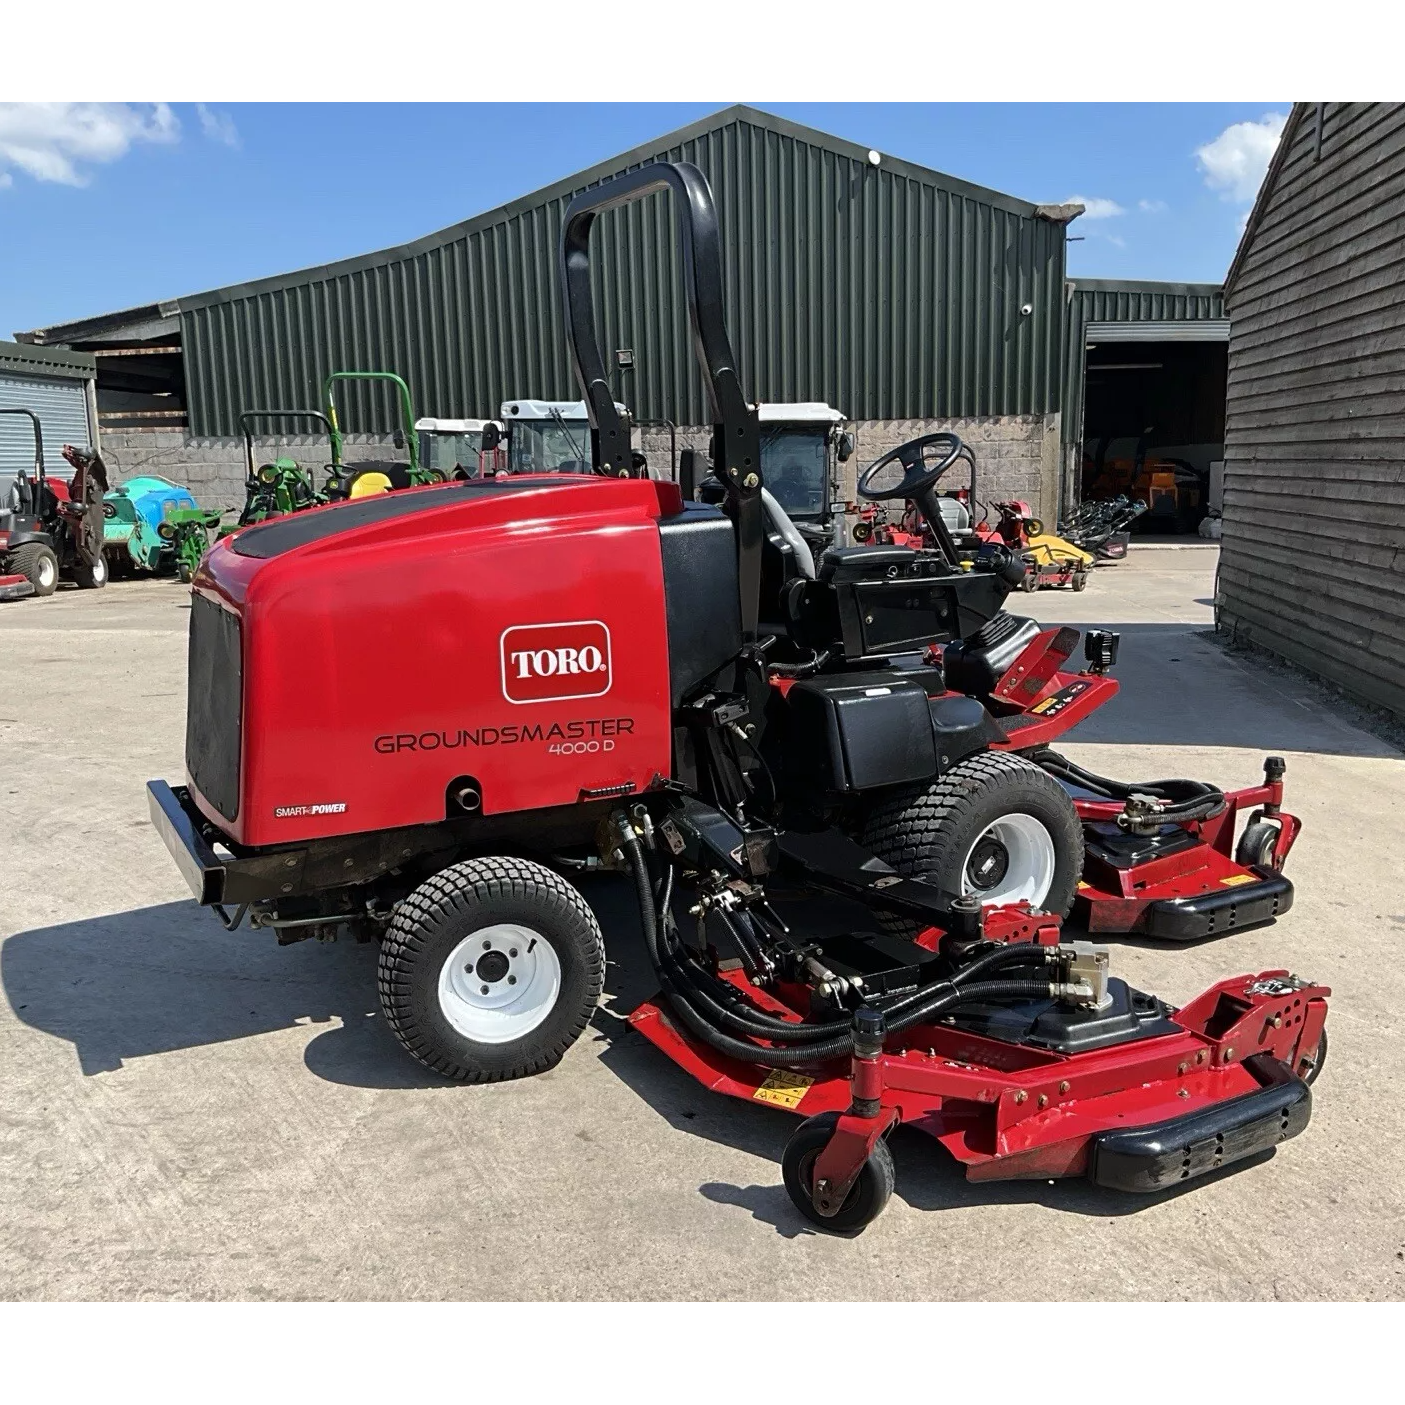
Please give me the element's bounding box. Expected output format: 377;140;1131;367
1088;1055;1310;1192
148;779;227;905
1143;868;1293;941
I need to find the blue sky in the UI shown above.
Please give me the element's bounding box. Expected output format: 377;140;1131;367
0;102;1288;337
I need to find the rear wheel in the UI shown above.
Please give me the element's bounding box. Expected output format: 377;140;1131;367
71;554;108;589
782;1112;895;1234
857;751;1083;934
8;542;59;597
377;856;605;1081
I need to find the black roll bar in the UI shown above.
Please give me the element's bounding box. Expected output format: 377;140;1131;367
239;409;335;481
560;162;764;641
0;408;45;506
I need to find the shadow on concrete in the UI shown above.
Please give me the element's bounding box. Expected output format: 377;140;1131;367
1025;622;1397;757
0;897;440;1085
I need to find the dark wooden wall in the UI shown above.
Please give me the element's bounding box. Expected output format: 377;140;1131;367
1220;102;1405;717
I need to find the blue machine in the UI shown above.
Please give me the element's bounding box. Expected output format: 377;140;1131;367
102;475;199;574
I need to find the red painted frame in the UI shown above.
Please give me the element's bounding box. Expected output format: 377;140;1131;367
631;967;1328;1189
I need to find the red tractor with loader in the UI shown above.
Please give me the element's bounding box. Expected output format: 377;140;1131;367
148;163;1326;1234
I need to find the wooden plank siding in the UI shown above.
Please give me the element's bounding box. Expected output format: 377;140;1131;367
1220;101;1405;717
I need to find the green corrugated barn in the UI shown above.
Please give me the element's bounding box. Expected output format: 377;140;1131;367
16;104;1229;521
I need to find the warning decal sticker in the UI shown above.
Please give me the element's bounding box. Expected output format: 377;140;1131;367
752;1069;815;1110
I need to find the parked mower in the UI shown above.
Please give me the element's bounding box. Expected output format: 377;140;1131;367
162;507;226;582
229;410;335;530
1059;496;1148;561
0;413;108;599
146;162;1325;1234
102;474;200;576
980;499;1093;592
324;372;439;499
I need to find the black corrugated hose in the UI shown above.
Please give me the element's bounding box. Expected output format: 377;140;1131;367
617;821;1063;1071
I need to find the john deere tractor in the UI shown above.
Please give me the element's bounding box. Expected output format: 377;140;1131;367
324;371;441;499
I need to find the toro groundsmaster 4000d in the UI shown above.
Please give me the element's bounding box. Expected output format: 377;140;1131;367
148;162;1327;1234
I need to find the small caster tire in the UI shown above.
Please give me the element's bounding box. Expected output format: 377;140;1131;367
1071;570;1088;592
1298;1028;1327;1086
781;1111;895;1235
1236;819;1280;870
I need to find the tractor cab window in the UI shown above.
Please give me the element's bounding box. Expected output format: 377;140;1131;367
760;428;828;519
508;420;593;475
422;431;482;477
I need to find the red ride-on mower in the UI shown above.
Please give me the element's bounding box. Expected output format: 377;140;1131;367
0;412;109;599
146;161;1326;1234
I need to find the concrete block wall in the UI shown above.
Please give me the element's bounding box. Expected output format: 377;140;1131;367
637;413;1062;524
99;430;407;513
104;414;1061;524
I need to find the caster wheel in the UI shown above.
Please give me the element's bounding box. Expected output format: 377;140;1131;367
1071;570;1088;592
1236;819;1280;870
781;1112;894;1235
1298;1029;1327;1086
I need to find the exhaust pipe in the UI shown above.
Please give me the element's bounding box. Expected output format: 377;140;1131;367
453;783;482;813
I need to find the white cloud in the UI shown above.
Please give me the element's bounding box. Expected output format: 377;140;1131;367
1065;195;1125;220
197;104;240;149
1196;112;1287;202
0;102;178;187
1138;198;1168;214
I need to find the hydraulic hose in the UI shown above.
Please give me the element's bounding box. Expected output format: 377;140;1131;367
1036;748;1225;822
619;812;1073;1070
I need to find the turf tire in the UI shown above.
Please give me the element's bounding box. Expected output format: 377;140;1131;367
378;856;604;1082
856;750;1083;936
8;542;59;597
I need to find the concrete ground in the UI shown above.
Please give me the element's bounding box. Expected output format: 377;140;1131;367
2;548;1402;1300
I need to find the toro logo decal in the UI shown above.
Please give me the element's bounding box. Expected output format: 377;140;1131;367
500;620;612;704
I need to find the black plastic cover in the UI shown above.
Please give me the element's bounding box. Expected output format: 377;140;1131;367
186;592;242;822
784;673;938;793
657;503;742;703
1089;1055;1311;1192
943;612;1043;696
949;978;1179;1054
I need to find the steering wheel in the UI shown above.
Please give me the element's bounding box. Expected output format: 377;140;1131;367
856;432;968;502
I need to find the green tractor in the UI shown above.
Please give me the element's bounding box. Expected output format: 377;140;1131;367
323;371;441;499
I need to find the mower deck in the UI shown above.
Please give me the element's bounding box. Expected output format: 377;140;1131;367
0;573;36;602
630;966;1326;1191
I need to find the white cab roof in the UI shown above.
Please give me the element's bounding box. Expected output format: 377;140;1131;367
498;398;627;420
415;418;498;433
757;402;846;425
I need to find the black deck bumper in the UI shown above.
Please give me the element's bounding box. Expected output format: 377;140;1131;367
1143;869;1293;941
148;779;228;905
1088;1055;1311;1192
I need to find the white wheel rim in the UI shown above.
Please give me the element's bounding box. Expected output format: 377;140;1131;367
37;557;56;590
961;812;1057;907
437;923;561;1044
93;558;106;583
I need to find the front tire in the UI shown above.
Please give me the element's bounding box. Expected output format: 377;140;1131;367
857;751;1083;932
782;1112;895;1234
8;542;59;597
377;856;604;1082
